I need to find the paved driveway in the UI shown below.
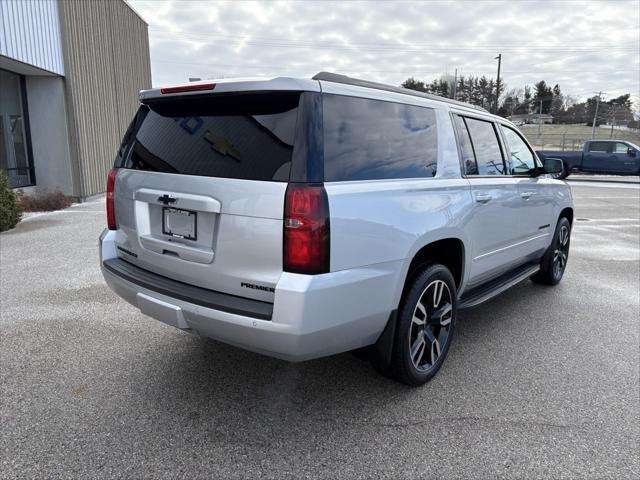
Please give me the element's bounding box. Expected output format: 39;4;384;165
1;183;638;478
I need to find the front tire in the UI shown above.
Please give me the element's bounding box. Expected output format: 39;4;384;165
531;217;571;285
388;264;457;386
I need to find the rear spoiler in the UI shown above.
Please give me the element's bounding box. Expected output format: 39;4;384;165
140;77;321;102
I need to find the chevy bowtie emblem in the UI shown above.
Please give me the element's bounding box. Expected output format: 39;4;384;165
158;194;177;205
204;130;241;161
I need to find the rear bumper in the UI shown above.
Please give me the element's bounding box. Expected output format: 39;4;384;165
102;257;273;320
99;229;401;361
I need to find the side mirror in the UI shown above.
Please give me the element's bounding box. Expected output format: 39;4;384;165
628;148;637;158
543;158;565;178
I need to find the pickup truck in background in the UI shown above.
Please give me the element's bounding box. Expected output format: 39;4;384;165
538;139;640;178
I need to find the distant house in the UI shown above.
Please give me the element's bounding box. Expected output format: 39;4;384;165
508;113;554;125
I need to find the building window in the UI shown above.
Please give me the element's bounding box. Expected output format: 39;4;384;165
0;69;35;188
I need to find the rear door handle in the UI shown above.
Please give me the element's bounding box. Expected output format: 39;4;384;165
520;191;535;199
475;193;492;203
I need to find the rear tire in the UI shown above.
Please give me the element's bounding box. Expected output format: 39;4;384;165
531;216;571;285
387;264;457;386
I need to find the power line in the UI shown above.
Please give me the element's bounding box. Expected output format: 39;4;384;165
149;27;638;48
151;59;638;74
148;28;638;53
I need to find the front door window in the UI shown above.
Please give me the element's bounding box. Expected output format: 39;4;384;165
500;125;537;174
614;142;629;154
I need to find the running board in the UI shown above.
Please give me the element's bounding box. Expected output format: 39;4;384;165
458;263;540;310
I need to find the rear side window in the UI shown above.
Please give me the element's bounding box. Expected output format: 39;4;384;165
464;118;505;175
121;92;300;182
588;141;611;153
323;94;438;181
452;115;478;175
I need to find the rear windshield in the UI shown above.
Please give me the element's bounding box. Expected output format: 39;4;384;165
120;92;300;182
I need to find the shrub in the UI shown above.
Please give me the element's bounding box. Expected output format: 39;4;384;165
17;190;73;212
0;170;22;232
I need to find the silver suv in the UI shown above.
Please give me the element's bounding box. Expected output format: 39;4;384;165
100;72;572;386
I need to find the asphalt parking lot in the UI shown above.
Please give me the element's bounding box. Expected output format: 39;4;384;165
1;181;638;479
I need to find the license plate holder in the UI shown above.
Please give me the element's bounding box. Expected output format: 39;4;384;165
162;207;197;241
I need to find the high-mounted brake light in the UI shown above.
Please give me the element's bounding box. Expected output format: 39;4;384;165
106;168;118;230
283;184;330;274
160;83;216;94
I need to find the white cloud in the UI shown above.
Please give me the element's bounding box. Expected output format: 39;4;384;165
129;0;639;103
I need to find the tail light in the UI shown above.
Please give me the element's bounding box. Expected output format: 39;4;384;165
283;184;330;274
106;168;118;230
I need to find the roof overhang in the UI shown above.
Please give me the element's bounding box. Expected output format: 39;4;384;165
0;55;62;77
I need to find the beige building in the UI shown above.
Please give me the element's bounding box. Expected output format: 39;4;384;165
0;0;151;199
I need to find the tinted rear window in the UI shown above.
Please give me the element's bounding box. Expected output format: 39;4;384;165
588;141;611;153
464;117;505;175
322;94;438;182
121;92;300;182
452;115;478;175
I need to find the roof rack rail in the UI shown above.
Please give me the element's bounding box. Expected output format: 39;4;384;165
312;72;489;113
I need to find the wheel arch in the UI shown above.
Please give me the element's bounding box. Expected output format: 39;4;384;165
373;236;466;372
400;237;466;303
560;207;574;225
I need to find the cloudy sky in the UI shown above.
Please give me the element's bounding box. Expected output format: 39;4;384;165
128;0;639;105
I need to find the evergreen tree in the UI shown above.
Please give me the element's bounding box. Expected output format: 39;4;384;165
533;80;553;114
586;96;604;126
399;75;634;123
477;76;490;109
456;76;466;102
551;84;564;117
437;79;449;97
605;94;634;125
401;77;427;92
522;85;532;114
469;77;482;106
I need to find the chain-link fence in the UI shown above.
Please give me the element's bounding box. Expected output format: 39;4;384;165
518;125;640;151
527;134;628;150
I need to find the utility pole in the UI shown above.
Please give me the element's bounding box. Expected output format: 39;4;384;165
591;91;602;139
494;54;502;114
453;68;458;100
609;103;617;139
537;99;543;140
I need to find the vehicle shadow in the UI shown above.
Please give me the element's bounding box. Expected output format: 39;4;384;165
121;332;419;452
122;278;568;448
